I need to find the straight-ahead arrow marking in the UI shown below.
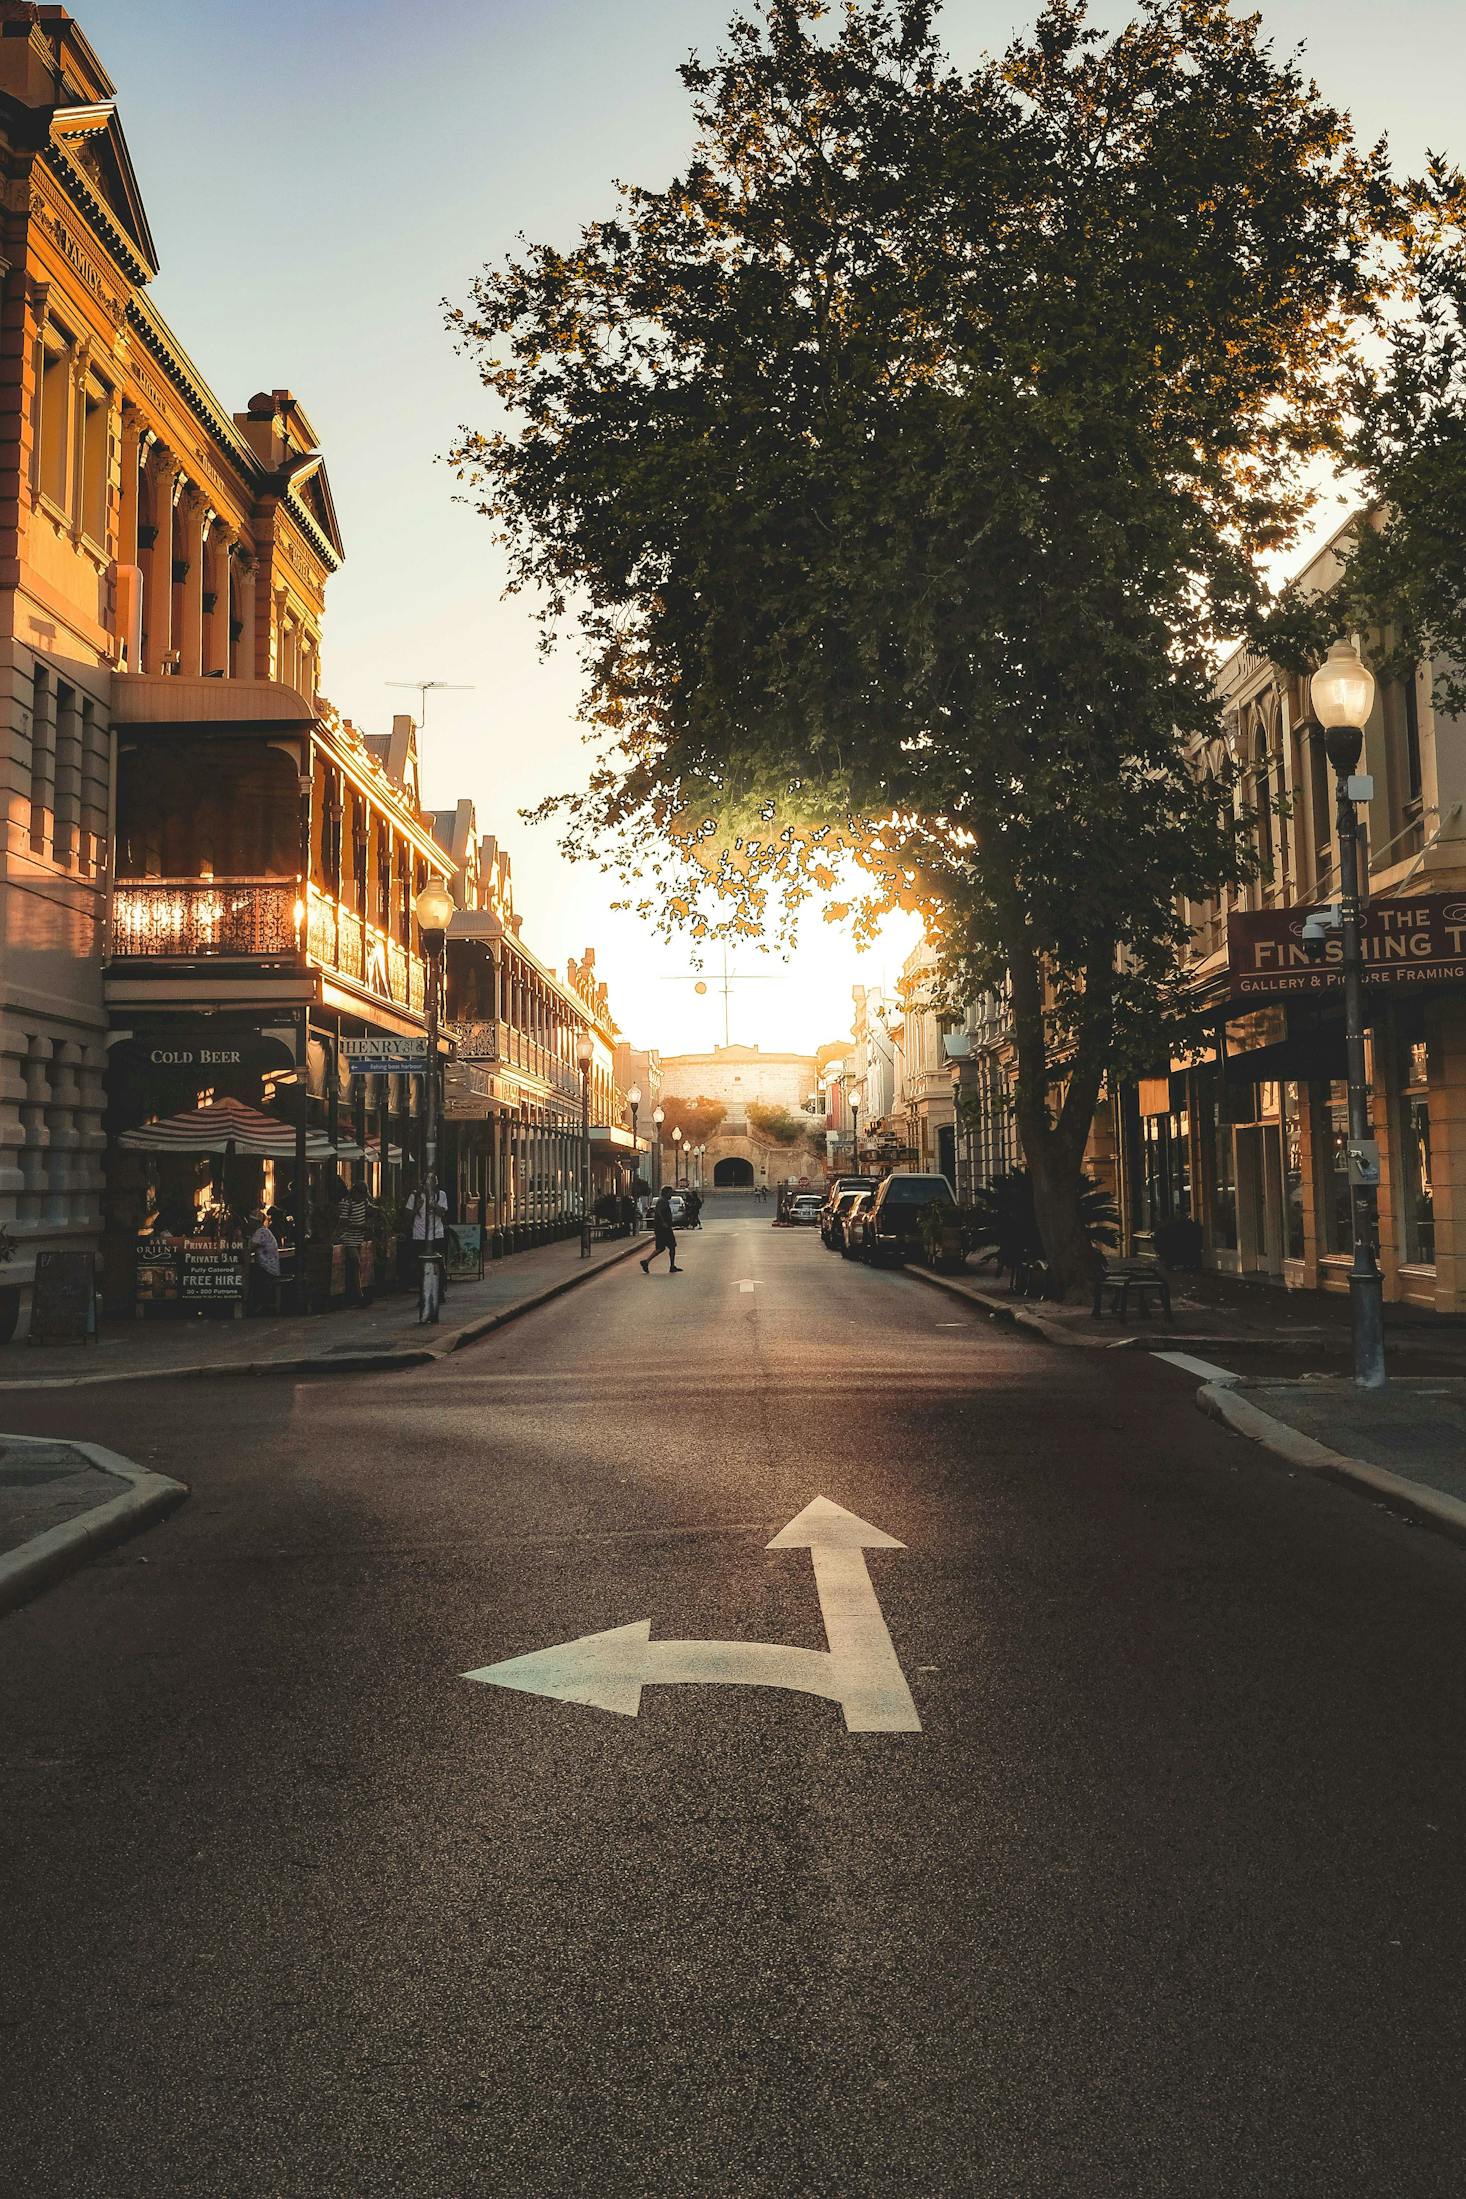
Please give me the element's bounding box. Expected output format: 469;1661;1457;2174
462;1496;921;1735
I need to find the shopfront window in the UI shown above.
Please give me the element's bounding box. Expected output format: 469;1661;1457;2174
1320;1083;1354;1255
1401;1039;1434;1266
1281;1082;1305;1261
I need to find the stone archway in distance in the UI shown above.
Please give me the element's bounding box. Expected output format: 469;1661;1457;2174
714;1155;755;1188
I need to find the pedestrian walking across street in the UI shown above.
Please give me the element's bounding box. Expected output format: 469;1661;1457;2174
641;1186;682;1275
684;1187;703;1230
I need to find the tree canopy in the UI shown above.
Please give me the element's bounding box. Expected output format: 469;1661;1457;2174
448;0;1394;1290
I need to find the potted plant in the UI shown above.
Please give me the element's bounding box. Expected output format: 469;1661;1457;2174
0;1227;19;1343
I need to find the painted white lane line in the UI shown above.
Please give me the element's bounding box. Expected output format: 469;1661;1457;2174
463;1496;921;1735
1155;1350;1240;1385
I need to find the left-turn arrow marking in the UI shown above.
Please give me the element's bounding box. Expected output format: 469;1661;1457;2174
462;1497;921;1734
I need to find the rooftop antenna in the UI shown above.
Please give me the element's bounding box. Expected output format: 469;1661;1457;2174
386;679;475;725
662;941;781;1049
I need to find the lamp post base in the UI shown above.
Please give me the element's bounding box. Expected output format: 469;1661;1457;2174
417;1251;444;1326
1348;1266;1387;1391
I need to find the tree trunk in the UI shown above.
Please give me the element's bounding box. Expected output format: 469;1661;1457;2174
1026;1136;1100;1301
997;898;1113;1301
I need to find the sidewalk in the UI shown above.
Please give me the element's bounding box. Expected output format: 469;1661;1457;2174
0;1232;644;1391
0;1435;187;1614
909;1258;1466;1373
1199;1378;1466;1538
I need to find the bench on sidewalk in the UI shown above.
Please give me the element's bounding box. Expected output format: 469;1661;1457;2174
1092;1258;1173;1323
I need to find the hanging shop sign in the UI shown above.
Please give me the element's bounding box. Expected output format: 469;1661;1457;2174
112;1030;296;1076
1229;894;1466;999
443;1064;494;1119
341;1035;429;1074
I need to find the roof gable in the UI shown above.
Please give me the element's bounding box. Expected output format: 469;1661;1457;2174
50;100;158;277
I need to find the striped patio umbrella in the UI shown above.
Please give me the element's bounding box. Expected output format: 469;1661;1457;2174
119;1098;362;1161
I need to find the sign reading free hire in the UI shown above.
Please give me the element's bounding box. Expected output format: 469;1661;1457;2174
1229;893;1466;999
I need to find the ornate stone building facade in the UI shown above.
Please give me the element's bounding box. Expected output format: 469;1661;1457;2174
0;6;351;1307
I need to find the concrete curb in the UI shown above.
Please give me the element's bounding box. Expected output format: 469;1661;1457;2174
901;1262;1088;1344
0;1237;646;1393
0;1438;189;1616
1196;1381;1466;1539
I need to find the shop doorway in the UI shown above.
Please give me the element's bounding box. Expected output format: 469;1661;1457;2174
1235;1123;1285;1276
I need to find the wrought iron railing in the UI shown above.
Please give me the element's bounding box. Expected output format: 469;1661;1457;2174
112;879;297;957
112;877;425;1009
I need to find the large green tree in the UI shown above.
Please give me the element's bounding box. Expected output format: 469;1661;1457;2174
448;0;1391;1294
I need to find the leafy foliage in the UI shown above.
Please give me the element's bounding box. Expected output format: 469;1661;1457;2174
448;0;1391;1289
746;1101;811;1146
658;1095;727;1146
965;1169;1120;1274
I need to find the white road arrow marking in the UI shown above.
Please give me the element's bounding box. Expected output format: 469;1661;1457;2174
737;1279;757;1293
462;1496;921;1735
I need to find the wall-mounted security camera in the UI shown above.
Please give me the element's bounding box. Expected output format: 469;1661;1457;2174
1300;903;1342;965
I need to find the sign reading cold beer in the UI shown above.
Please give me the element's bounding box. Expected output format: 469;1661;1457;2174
1229;893;1466;998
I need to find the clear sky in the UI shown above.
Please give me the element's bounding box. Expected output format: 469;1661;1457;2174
80;0;1466;1055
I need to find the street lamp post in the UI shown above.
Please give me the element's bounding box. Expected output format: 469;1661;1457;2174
672;1124;683;1186
413;876;456;1324
627;1083;642;1206
1311;637;1385;1391
652;1104;665;1191
576;1030;593;1258
849;1088;861;1171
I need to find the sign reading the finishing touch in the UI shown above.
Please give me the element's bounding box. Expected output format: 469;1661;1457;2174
1229;894;1466;999
340;1035;429;1074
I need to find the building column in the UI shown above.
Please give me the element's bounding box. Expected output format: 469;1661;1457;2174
174;486;209;678
141;448;178;672
230;551;256;679
117;404;142;567
202;522;232;676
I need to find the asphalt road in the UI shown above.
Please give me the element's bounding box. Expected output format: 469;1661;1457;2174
6;1193;1466;2196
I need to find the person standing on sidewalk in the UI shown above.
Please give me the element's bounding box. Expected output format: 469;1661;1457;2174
684;1185;703;1231
641;1186;681;1275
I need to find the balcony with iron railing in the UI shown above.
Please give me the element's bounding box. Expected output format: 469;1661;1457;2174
110;876;426;1012
445;1017;581;1098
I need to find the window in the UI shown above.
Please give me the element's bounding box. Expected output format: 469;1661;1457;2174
53;679;80;867
80;377;109;544
37;337;69;507
28;664;53;854
1400;1039;1434;1265
1403;669;1423;811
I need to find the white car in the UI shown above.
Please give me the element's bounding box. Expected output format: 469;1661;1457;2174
788;1194;823;1225
637;1191;688;1227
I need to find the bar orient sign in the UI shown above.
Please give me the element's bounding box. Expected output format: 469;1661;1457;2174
1228;894;1466;999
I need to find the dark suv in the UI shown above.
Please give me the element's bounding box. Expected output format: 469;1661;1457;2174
852;1173;956;1266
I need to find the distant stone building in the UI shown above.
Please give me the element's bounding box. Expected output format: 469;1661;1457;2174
659;1043;830;1188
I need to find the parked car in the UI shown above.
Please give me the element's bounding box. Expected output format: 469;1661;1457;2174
787;1193;823;1226
851;1173;957;1265
836;1190;873;1257
637;1191;688;1228
819;1177;878;1245
822;1186;871;1249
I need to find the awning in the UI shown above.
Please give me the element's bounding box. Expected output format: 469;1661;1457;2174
119;1097;363;1160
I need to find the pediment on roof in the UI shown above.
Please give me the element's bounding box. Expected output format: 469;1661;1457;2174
281;452;345;565
50;101;159;278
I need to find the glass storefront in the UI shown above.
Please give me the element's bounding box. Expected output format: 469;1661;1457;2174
1319;1082;1354;1256
1400;1038;1434;1265
1281;1081;1305;1260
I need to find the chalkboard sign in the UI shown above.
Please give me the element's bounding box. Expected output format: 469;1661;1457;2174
180;1241;245;1306
29;1250;98;1343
